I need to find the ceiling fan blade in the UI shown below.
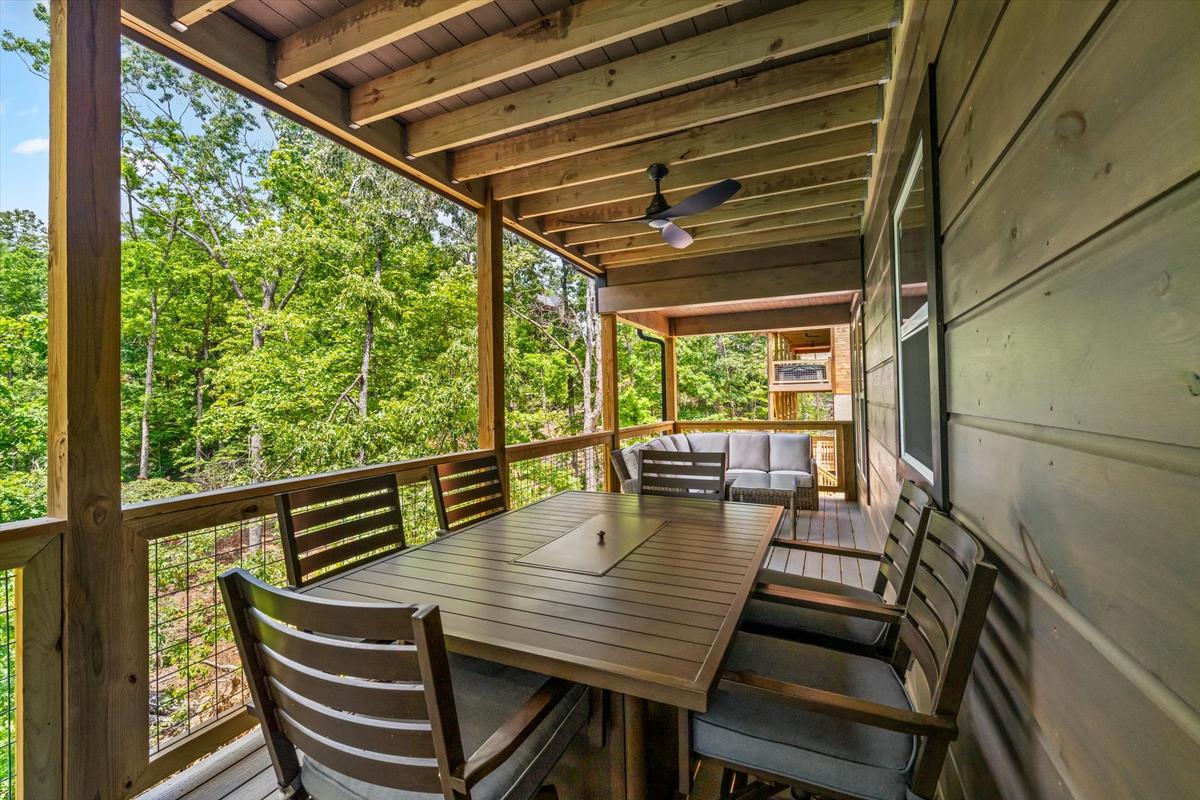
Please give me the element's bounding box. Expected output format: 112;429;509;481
659;221;693;249
655;178;742;219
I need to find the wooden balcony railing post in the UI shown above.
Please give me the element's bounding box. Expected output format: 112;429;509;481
664;335;679;423
842;420;858;501
600;313;620;491
48;1;147;795
477;187;507;500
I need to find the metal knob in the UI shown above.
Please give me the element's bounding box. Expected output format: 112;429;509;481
597;529;606;543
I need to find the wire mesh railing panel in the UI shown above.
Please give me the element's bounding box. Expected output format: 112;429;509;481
508;445;605;510
0;570;13;800
398;480;440;545
147;516;286;754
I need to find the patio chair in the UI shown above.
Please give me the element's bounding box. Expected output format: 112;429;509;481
429;454;507;534
276;473;407;587
218;568;589;800
740;480;934;657
637;449;727;499
683;510;996;800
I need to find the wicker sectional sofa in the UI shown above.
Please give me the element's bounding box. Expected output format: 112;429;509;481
611;431;819;510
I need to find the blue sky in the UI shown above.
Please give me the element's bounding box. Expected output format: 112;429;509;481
0;1;49;219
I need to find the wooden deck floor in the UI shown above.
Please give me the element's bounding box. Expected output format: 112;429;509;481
139;496;876;800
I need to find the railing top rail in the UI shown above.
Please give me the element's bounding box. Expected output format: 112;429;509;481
617;421;674;441
507;429;615;461
677;419;851;431
123;448;491;523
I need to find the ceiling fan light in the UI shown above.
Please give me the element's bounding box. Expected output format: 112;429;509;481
648;218;669;229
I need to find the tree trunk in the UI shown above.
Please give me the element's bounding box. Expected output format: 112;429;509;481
138;292;159;480
357;246;382;464
582;281;601;490
194;275;214;465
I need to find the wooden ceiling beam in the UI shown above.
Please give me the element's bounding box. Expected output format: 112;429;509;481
491;85;881;200
598;255;861;313
584;201;864;256
600;219;863;267
618;311;672;337
518;124;875;219
405;0;898;155
564;181;866;245
672;303;853;336
274;0;492;87
348;0;730;125
170;0;234;31
452;39;889;181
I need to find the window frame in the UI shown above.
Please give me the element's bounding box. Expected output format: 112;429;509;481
888;66;949;509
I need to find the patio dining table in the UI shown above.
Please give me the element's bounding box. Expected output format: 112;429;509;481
303;489;782;800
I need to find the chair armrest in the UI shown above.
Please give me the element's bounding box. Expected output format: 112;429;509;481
721;670;956;738
752;584;902;622
456;677;575;790
771;539;881;560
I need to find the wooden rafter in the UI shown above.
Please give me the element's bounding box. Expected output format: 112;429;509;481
564;181;867;245
600;219;863;266
348;0;731;125
672;304;853;337
404;0;898;155
583;201;864;256
273;0;492;87
171;0;234;31
541;157;872;232
491;86;881;200
519;125;875;219
452;40;889;181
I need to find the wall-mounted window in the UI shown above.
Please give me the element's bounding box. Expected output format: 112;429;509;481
890;68;948;507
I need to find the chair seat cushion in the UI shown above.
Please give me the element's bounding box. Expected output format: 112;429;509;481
726;468;767;477
693;633;915;800
302;655;589;800
741;570;887;646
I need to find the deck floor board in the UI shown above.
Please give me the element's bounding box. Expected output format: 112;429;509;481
140;496;874;800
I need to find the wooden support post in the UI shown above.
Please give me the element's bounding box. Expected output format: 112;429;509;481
663;335;678;424
842;422;858;502
600;313;620;491
48;1;147;796
477;188;506;496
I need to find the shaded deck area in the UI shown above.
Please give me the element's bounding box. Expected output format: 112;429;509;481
139;496;874;800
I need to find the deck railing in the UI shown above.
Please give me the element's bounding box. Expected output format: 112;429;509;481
0;419;851;795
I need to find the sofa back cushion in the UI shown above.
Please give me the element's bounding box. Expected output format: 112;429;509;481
768;433;813;472
686;432;730;455
658;435;679;451
666;434;691;451
728;432;771;471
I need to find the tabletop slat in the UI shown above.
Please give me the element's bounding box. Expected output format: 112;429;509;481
306;491;781;710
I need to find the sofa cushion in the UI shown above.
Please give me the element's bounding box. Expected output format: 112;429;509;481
666;434;691;451
729;433;771;471
620;447;641;481
769;433;812;472
726;468;766;477
770;469;814;488
658;435;679;451
686;432;729;454
693;634;914;800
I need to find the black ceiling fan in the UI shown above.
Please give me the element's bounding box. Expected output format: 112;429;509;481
566;164;741;249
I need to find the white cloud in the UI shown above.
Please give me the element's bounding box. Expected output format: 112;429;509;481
11;137;49;156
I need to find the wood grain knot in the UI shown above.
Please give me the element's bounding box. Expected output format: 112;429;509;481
1053;110;1086;141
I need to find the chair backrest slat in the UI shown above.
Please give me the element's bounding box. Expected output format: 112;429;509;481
638;450;726;499
430;455;507;533
872;480;935;599
276;710;444;793
219;569;465;796
277;474;405;587
901;510;997;797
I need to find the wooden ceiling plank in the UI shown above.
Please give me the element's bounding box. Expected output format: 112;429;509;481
453;39;889;180
564;181;867;245
542;156;872;232
274;0;493;86
491;85;881;200
583;201;864;255
599;219;863;266
171;0;235;31
349;0;732;125
406;0;899;155
518;123;875;218
672;304;853;336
